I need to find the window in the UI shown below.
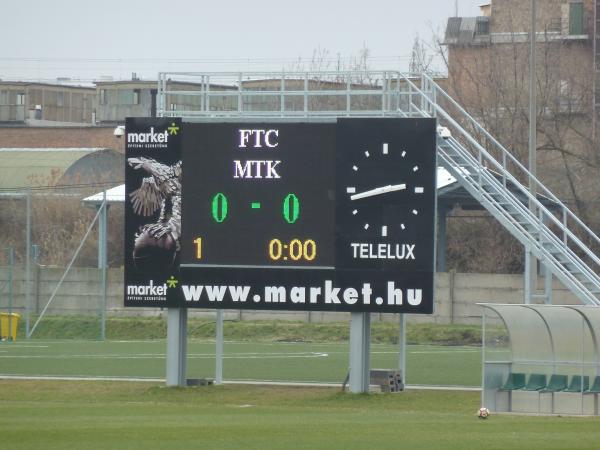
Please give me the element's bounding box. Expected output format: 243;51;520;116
169;103;177;110
569;2;584;35
100;89;107;105
557;79;582;113
57;92;64;107
475;17;490;36
133;89;140;105
16;93;25;105
549;18;562;33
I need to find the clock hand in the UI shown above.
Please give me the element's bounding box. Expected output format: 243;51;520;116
350;183;406;200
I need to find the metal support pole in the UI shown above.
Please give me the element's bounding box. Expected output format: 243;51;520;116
542;215;552;304
437;206;448;272
215;309;224;384
398;314;407;386
99;192;108;340
25;190;31;338
527;0;538;304
524;247;532;304
166;307;187;386
481;312;487;409
529;0;537;187
7;248;14;340
544;263;553;304
349;312;371;393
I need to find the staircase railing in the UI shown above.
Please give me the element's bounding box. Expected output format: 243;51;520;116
438;136;600;305
400;73;600;279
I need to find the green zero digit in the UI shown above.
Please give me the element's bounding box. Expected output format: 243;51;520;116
211;193;228;222
282;193;300;223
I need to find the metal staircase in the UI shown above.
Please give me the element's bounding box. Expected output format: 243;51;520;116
157;70;600;306
408;73;600;306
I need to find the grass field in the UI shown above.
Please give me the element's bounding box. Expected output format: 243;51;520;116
1;320;598;449
0;317;483;385
0;340;481;386
1;381;600;450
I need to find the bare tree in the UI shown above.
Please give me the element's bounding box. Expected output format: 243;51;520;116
427;8;600;272
409;34;435;75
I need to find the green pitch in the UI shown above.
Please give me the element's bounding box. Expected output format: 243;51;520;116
0;340;481;386
1;381;600;450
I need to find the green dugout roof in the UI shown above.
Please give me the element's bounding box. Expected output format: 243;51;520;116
0;148;124;191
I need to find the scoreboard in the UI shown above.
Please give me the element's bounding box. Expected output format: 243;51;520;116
124;117;436;313
180;123;336;269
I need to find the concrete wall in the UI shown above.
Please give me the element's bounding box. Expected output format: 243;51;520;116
0;267;582;324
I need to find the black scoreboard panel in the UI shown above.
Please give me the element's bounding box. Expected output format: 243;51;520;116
334;119;437;272
125;118;437;313
180;123;336;268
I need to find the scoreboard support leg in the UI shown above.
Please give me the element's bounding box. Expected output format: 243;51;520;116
349;312;371;393
398;314;407;386
215;309;224;384
166;307;187;386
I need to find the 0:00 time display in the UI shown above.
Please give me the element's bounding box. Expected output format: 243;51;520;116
268;239;316;262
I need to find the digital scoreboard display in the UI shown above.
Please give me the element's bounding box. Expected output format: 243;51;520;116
124;118;436;313
180;123;336;268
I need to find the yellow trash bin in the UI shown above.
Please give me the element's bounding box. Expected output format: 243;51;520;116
0;313;20;341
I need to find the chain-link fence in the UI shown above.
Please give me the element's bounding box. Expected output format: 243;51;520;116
0;185;121;339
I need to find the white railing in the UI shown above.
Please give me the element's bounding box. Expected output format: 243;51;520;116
404;73;600;277
157;70;435;119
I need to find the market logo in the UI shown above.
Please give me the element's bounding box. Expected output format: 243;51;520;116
127;126;170;149
126;280;167;301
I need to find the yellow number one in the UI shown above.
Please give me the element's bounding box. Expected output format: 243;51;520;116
193;237;202;259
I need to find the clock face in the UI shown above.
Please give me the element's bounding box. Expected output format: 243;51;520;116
335;118;436;271
344;143;426;240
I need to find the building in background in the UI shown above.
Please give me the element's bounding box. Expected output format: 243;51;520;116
443;0;598;205
0;76;237;126
0;81;96;125
95;77;236;124
95;78;156;124
438;0;600;273
444;0;593;114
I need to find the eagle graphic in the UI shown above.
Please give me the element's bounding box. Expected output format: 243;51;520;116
127;157;182;250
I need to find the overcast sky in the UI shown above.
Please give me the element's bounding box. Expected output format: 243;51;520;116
1;0;483;82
